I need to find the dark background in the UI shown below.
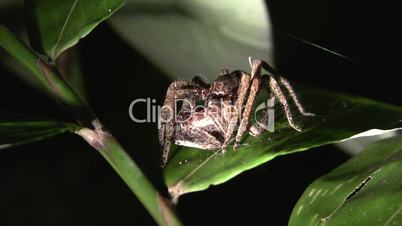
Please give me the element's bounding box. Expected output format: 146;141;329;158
0;0;401;225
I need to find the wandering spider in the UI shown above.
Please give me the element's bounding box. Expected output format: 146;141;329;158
159;58;314;166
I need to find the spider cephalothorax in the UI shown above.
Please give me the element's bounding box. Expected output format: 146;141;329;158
159;58;314;166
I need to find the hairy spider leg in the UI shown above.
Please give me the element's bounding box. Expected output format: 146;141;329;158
269;76;302;131
260;60;314;130
234;59;263;148
159;80;202;166
249;74;315;137
279;77;315;116
222;72;251;151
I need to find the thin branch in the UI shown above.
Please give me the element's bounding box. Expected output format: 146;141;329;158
0;25;183;226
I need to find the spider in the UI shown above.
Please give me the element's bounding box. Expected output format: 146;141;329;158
159;58;314;166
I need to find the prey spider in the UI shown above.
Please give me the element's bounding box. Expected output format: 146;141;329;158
159;58;314;166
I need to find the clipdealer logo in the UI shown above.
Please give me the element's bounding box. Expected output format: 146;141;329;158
128;98;160;123
128;97;275;132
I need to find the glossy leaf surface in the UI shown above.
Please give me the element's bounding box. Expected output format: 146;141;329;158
26;0;125;60
163;86;402;198
289;136;402;226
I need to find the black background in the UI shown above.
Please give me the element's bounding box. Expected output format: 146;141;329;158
0;0;401;225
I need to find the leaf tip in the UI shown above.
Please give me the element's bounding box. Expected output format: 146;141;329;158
168;182;185;204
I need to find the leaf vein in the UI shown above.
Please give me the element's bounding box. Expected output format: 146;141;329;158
51;0;79;59
384;204;402;226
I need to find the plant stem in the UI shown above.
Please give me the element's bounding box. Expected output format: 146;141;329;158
0;25;94;127
77;123;182;226
37;60;95;127
0;25;183;226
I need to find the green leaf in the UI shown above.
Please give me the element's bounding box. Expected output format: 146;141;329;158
0;120;77;149
1;46;88;102
335;130;399;156
289;136;402;226
163;86;402;198
109;0;273;81
0;25;94;126
0;3;87;100
26;0;125;60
